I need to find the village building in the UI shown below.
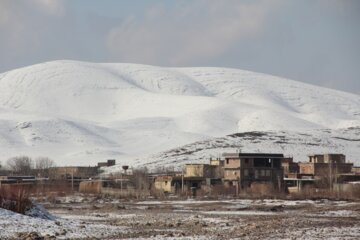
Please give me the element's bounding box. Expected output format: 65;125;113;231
49;166;99;180
298;154;353;177
79;178;136;197
97;159;116;167
222;153;285;192
351;166;360;174
281;157;299;178
153;158;224;194
153;175;176;193
285;154;354;192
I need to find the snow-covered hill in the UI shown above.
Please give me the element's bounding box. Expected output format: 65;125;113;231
0;60;359;167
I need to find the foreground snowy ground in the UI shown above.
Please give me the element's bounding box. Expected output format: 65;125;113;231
1;195;359;239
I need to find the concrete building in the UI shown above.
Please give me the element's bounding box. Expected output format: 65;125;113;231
299;154;353;177
49;166;99;180
184;164;213;178
184;161;223;179
285;154;354;192
79;179;136;197
153;159;224;194
352;167;360;174
223;153;284;191
308;154;346;164
98;159;116;167
281;157;298;178
153;175;175;193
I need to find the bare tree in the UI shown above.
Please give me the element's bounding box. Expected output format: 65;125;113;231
6;156;33;175
130;168;149;192
35;157;56;177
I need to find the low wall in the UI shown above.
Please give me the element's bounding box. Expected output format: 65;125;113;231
79;181;102;194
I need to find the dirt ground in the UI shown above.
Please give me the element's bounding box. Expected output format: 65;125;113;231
40;196;360;239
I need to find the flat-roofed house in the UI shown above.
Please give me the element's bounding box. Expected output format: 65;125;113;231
299;154;353;177
223;153;285;191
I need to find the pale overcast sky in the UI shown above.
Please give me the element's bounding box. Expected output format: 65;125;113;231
0;0;359;94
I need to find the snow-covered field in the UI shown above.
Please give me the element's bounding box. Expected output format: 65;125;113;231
0;196;359;239
0;60;359;166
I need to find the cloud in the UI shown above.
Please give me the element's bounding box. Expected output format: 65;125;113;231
0;0;64;26
106;0;284;66
31;0;65;16
0;0;359;94
0;0;67;68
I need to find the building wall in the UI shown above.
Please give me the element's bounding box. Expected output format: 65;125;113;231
79;181;102;194
185;165;204;177
224;158;241;169
185;164;213;178
352;167;360;174
309;154;346;164
324;154;346;164
211;165;224;179
300;162;353;176
79;180;137;197
49;167;99;179
224;156;283;185
309;155;324;163
154;176;173;192
224;169;240;180
282;158;298;177
299;163;315;175
210;159;224;166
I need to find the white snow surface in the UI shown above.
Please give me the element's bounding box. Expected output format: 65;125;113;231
0;60;359;166
0;207;127;239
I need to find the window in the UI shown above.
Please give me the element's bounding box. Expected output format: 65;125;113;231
245;158;249;164
260;169;265;177
226;159;229;164
254;170;259;179
266;170;271;177
244;169;249;177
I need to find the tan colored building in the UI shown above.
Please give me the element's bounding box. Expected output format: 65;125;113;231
308;154;346;164
209;159;224;179
153;175;175;193
184;164;212;178
154;159;225;194
299;154;353;177
210;158;224;166
223;153;284;191
79;179;136;197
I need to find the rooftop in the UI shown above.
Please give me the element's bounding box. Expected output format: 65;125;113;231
222;153;284;158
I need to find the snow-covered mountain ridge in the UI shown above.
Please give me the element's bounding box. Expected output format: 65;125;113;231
0;60;359;166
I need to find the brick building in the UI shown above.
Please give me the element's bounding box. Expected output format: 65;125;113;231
299;154;353;177
223;153;284;191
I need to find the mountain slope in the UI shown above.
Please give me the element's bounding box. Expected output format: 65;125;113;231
0;60;359;166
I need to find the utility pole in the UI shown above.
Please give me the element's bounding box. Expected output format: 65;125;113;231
329;159;333;193
71;171;74;192
236;176;240;197
120;171;123;194
181;168;184;194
